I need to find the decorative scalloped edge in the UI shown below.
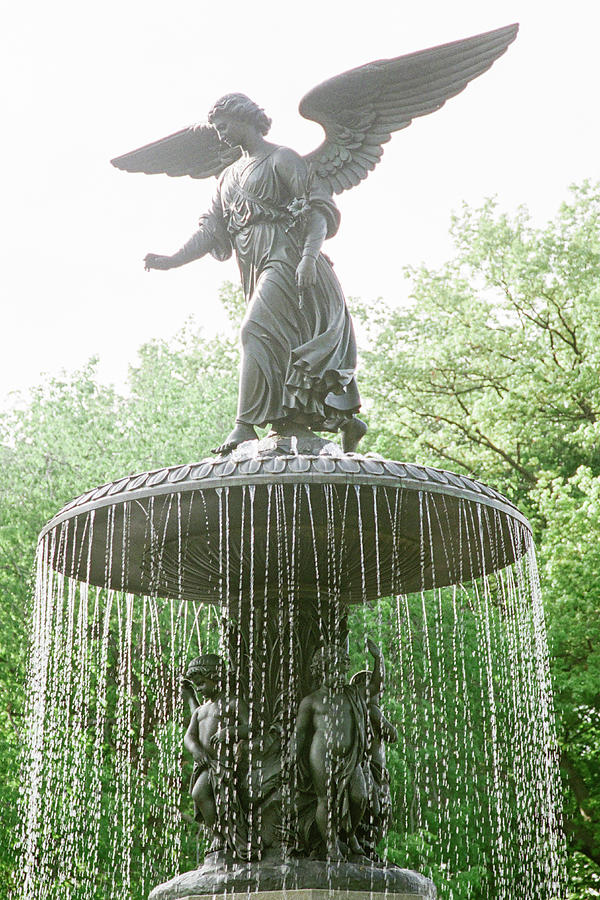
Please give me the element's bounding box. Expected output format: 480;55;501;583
47;452;523;526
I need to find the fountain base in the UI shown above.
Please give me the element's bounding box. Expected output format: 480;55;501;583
148;852;436;898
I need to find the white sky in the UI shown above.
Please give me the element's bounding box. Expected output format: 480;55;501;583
1;0;599;405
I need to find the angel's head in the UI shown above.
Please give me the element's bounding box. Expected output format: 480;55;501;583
208;93;272;145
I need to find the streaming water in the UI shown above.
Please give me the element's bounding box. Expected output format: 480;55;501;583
18;483;566;900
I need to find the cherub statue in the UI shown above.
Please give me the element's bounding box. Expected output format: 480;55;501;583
351;638;398;856
112;25;517;455
293;643;369;860
181;654;249;851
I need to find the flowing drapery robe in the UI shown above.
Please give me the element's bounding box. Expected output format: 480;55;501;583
198;145;361;429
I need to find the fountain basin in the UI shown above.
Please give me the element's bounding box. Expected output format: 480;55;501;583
40;438;531;602
26;438;563;900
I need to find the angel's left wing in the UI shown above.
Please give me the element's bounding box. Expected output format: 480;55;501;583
111;123;241;179
300;23;518;195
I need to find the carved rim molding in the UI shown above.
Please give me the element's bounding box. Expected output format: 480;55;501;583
41;453;530;537
39;453;532;602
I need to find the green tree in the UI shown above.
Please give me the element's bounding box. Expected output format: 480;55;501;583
0;306;240;895
4;181;600;897
358;181;600;894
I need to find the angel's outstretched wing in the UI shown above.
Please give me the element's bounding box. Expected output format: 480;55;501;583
300;23;518;195
110;123;241;179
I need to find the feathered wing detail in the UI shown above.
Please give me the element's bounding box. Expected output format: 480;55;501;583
300;23;518;195
110;123;241;179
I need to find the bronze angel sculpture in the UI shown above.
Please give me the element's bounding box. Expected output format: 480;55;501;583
112;24;518;454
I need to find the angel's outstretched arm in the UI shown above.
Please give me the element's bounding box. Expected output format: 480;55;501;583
144;228;214;271
145;190;231;272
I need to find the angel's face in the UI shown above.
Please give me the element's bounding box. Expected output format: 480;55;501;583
211;113;251;149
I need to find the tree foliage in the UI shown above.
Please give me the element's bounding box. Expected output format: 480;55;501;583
2;188;600;896
358;181;600;893
0;298;239;894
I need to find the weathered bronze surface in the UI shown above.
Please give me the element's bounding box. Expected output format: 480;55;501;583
41;440;528;898
171;625;435;895
182;655;250;855
38;26;523;898
112;24;518;457
294;644;370;859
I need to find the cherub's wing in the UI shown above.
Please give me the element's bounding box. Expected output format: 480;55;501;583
300;24;518;195
111;123;241;179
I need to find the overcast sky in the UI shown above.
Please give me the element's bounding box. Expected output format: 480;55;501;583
2;0;598;405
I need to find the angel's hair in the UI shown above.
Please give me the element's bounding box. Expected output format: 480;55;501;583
208;93;272;136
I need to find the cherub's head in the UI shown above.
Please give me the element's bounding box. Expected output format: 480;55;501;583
208;93;272;146
310;644;350;689
185;653;225;697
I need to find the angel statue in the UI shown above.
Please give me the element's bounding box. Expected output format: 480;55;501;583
112;24;518;455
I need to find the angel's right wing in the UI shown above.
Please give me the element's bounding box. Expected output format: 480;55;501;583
300;23;518;196
111;123;241;179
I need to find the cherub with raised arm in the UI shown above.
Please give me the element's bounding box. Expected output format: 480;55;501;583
112;25;517;456
293;643;369;860
181;654;249;847
350;638;398;854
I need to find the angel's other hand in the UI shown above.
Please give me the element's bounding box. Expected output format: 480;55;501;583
144;253;173;271
296;256;317;291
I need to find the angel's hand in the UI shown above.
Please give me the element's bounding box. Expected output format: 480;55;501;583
296;256;317;291
144;253;173;271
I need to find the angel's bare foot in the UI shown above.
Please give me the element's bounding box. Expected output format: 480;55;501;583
212;423;258;455
340;416;367;453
